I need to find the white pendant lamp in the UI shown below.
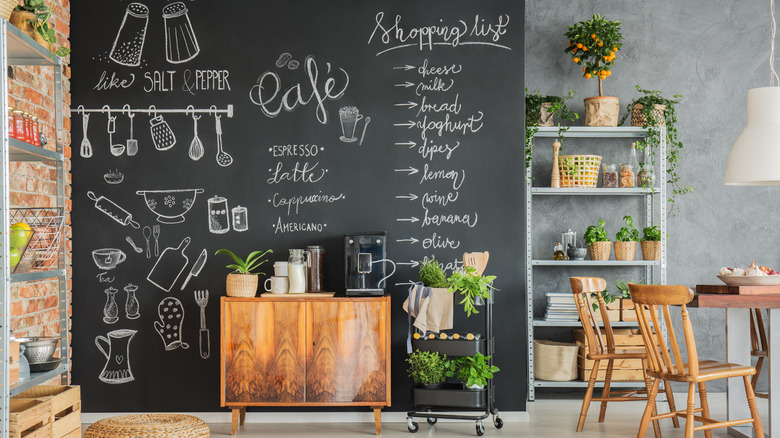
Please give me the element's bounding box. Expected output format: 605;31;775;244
724;0;780;185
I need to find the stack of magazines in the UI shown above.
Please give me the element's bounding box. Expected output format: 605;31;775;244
543;292;579;321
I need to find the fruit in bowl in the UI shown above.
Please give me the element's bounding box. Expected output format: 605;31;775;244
718;261;780;285
719;261;780;277
9;223;32;249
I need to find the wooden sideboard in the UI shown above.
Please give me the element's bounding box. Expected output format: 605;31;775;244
220;296;391;434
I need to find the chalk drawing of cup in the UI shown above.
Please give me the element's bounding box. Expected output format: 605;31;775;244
338;106;363;143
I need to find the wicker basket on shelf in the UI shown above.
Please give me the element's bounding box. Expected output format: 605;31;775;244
641;240;662;261
558;155;602;188
614;241;637;261
589;241;612;261
533;340;578;381
226;273;258;297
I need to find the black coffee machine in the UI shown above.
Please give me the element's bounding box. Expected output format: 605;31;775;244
345;232;396;296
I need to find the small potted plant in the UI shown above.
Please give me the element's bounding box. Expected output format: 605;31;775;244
524;89;580;183
613;215;639;261
406;349;448;389
446;352;500;390
584;219;611;261
640;224;662;261
215;248;273;297
11;0;70;58
565;14;623;126
418;256;449;289
448;266;497;317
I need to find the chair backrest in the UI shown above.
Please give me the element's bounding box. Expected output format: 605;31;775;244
629;283;697;377
751;308;768;355
570;277;613;355
463;251;489;275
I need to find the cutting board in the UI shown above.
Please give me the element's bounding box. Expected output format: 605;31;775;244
696;284;780;295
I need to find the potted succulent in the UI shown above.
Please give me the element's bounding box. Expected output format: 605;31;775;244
613;215;639;261
584;219;611;261
524;89;580;183
406;349;448;389
418;256;449;289
448;266;497;317
446;352;500;390
621;85;691;217
565;14;623;126
11;0;70;58
215;248;273;297
640;224;662;261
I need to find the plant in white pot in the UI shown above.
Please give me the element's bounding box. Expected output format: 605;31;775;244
584;219;611;261
640;224;662;261
215;249;273;297
565;14;623;126
613;215;639;261
448;266;497;317
446;352;500;390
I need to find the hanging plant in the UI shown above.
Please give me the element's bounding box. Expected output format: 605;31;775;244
564;14;623;97
524;89;579;184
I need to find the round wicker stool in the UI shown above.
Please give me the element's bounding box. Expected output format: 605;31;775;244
84;413;210;438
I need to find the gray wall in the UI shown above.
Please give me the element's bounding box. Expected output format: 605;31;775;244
526;0;780;392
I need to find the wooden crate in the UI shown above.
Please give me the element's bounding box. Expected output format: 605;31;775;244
573;328;645;348
577;352;644;370
15;385;81;438
9;398;53;438
578;367;645;381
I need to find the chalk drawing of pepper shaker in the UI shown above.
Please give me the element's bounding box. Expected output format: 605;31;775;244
109;3;149;67
103;287;119;324
124;283;140;320
232;205;248;232
163;2;200;64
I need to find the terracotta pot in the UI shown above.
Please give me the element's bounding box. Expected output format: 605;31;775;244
226;273;258;297
614;241;637;261
641;241;662;261
631;103;666;127
584;96;620;127
538;102;554;126
588;241;612;261
9;10;35;39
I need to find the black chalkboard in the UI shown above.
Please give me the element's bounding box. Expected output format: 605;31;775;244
71;0;525;412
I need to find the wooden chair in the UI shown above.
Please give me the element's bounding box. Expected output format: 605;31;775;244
570;277;679;435
629;283;763;438
750;308;769;399
463;251;489;275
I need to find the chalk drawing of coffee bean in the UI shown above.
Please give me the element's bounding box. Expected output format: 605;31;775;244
288;59;300;70
275;52;292;68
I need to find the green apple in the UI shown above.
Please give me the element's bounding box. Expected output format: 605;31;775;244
9;247;20;268
9;225;31;249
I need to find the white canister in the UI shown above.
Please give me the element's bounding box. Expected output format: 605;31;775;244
273;261;289;277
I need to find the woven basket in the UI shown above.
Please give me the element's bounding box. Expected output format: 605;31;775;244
533;340;578;381
538;102;554;126
589;241;612;261
84;413;210;438
226;273;258;297
641;240;662;261
9;9;34;38
631;103;666;127
614;241;637;261
558;155;602;188
0;1;16;22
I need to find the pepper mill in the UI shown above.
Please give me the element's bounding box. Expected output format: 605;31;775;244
551;139;561;188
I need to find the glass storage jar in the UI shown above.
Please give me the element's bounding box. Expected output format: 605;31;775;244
602;163;618;188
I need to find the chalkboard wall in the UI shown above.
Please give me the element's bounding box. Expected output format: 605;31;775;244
71;0;525;412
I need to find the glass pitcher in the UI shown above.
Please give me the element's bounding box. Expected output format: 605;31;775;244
288;249;308;293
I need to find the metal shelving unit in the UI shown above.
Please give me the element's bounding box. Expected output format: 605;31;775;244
0;19;66;436
526;126;667;401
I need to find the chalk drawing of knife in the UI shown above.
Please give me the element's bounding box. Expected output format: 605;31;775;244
180;249;207;290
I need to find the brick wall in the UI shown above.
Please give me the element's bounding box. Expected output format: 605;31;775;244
8;0;71;346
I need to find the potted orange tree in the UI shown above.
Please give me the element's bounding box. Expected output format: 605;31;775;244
565;14;623;126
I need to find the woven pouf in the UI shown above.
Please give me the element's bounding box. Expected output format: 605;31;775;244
84;413;210;438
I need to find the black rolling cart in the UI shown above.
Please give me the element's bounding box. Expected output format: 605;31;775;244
406;295;502;436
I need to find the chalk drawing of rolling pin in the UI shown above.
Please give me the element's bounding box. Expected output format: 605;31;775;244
88;191;141;229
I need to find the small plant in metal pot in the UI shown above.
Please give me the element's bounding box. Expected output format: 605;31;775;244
640;223;662;261
215;249;273;297
448;266;497;317
446;352;500;390
614;215;639;261
407;349;448;389
584;219;611;261
418;256;449;288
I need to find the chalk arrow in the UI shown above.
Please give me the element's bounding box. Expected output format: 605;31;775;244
394;101;418;109
396;260;420;268
394;121;416;129
394;141;417;148
396;237;419;244
396;217;420;223
393;64;415;71
394;166;419;175
395;193;419;201
395;281;416;287
394;81;415;88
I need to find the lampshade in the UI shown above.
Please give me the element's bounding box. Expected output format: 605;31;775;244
724;87;780;185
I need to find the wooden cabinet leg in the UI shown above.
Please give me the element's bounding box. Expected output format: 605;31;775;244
240;407;246;426
373;407;382;435
231;408;240;435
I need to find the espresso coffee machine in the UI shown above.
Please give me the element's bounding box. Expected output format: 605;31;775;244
345;232;396;296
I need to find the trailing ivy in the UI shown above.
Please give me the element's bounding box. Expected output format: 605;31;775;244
524;89;579;184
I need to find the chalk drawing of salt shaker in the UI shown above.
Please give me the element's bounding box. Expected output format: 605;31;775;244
124;283;140;320
208;196;230;234
109;3;149;67
232;206;248;232
163;2;200;64
103;287;119;324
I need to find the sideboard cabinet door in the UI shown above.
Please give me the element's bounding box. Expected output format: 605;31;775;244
222;300;306;404
305;300;389;403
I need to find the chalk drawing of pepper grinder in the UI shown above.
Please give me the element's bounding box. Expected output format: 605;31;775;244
103;287;119;324
124;283;140;320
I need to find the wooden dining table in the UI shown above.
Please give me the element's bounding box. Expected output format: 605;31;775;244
692;285;780;438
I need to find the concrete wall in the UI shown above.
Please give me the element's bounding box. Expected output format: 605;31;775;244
526;0;779;392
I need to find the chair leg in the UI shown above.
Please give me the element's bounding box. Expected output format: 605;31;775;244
637;377;660;438
685;383;696;438
577;359;600;432
641;361;661;438
744;375;764;437
598;359;614;422
662;378;680;428
697;382;712;438
752;356;764;391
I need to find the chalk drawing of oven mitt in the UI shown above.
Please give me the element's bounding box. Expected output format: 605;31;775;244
109;3;149;67
154;297;189;351
150;114;176;150
163;2;200;64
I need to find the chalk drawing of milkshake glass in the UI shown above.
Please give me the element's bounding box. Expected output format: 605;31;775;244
163;2;200;64
339;106;363;143
109;3;149;67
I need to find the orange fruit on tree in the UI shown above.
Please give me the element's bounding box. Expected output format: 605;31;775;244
612;46;618;52
577;43;583;48
606;70;612;76
573;57;580;63
584;73;592;79
591;33;596;39
609;51;615;57
582;46;588;51
582;67;587;72
598;42;604;47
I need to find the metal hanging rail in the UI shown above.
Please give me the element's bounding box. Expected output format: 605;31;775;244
70;104;234;118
